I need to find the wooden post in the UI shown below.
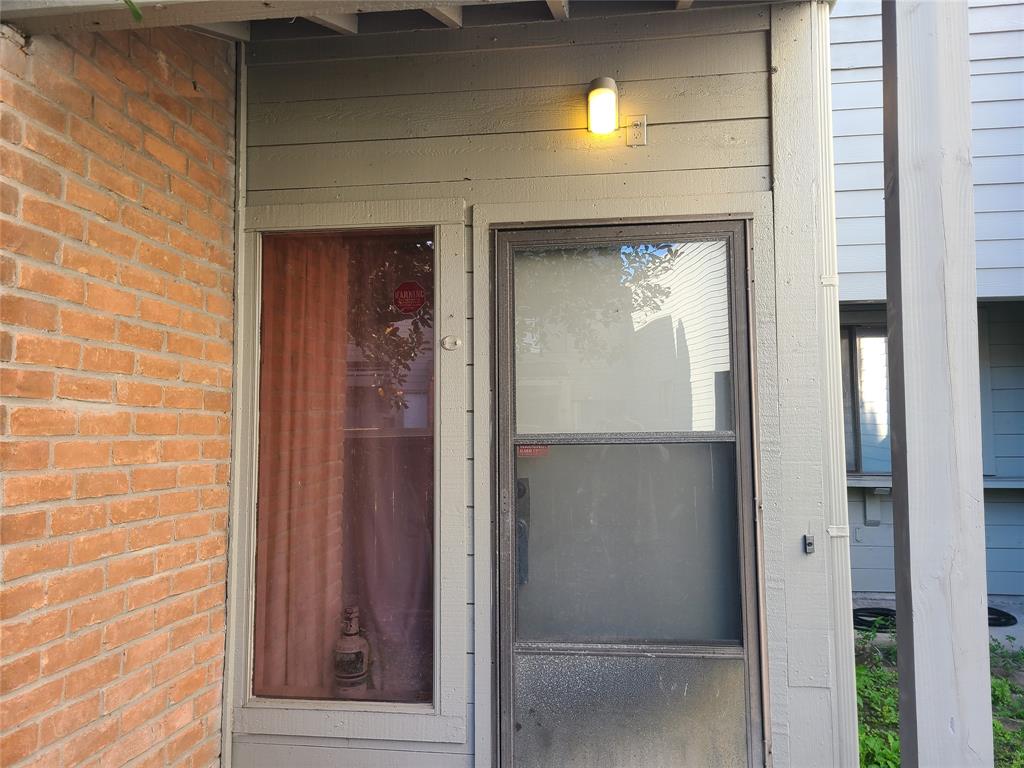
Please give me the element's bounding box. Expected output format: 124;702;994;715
882;2;994;766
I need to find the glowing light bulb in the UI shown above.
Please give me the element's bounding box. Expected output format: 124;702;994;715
587;77;618;135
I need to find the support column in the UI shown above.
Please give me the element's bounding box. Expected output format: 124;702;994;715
882;2;994;766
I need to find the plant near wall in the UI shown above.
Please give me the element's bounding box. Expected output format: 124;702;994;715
122;0;143;21
855;631;1024;768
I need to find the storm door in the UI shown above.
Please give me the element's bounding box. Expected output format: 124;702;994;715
496;222;761;767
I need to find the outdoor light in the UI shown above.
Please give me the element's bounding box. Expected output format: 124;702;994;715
587;77;618;134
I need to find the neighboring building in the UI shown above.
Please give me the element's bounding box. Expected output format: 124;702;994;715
831;0;1024;597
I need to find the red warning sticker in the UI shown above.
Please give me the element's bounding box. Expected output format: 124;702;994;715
394;281;426;314
517;445;550;458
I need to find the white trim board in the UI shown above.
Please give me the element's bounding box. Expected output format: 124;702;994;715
224;197;471;746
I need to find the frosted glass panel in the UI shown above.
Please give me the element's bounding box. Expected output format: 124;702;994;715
514;653;747;768
514;240;732;434
515;443;741;644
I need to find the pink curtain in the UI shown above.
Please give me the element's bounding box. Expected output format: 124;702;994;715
253;231;433;703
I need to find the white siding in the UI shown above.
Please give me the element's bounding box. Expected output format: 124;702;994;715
830;0;1024;300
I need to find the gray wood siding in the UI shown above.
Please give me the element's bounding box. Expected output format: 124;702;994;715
831;0;1024;300
242;5;776;765
849;488;1024;595
849;301;1024;595
989;302;1024;478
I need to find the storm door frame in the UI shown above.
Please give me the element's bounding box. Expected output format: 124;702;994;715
492;219;763;767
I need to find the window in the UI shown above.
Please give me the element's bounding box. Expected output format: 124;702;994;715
227;199;469;745
252;229;435;704
842;323;891;475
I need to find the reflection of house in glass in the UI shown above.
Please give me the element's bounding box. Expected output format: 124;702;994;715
515;240;732;434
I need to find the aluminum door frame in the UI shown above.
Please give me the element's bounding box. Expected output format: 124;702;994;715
493;220;763;767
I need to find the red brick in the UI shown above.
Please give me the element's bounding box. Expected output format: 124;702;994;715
48;567;105;606
62;245;120;280
75;470;130;500
0;219;60;261
0;367;55;397
131;466;178;493
0;510;47;545
41;630;102;675
51;502;107;533
22;197;86;240
57;374;112;402
1;679;63;730
0;148;61;199
61;713;118;765
38;693;100;745
86;220;137;260
9;407;76;435
60;307;117;342
18;263;85;302
2;540;68;579
13;334;81;368
0;725;38;765
69;116;125;165
71;528;128;563
0;579;45;619
79;411;132;435
108;553;154;586
112;440;160;465
23;122;86;174
110;496;159;523
1;610;67;658
85;283;136;316
69;591;124;632
65;180;120;221
2;292;59;335
81;345;134;374
89;159;141;199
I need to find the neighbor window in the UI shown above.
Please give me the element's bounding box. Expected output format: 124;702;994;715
841;324;891;475
251;229;435;704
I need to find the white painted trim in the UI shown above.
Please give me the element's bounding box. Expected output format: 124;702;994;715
225;198;471;745
221;40;247;768
882;1;994;763
470;190;774;766
769;3;858;765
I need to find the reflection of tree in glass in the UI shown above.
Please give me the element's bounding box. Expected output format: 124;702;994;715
516;242;684;361
347;239;433;412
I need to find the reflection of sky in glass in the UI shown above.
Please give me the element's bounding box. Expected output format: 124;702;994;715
857;334;891;473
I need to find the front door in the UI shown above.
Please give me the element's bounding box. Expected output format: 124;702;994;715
495;222;761;767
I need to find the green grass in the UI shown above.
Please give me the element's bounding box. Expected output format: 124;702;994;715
855;626;1024;768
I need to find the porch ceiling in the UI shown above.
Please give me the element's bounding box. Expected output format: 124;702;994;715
1;0;741;39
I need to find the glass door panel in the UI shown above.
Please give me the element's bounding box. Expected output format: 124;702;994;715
497;223;758;768
514;442;740;644
514;240;733;434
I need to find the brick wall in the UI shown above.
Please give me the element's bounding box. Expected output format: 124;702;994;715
1;25;235;768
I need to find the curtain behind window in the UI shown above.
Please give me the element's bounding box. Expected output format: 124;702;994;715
252;231;434;702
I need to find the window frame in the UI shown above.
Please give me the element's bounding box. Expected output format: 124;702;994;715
224;199;469;743
840;308;890;478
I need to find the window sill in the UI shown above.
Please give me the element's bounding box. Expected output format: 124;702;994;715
845;475;1024;490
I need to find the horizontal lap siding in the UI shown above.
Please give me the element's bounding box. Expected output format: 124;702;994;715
830;0;1024;300
849;302;1024;596
244;5;771;763
849;488;1024;595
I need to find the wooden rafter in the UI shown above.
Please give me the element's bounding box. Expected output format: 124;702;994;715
306;12;358;35
545;0;569;21
424;5;463;28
